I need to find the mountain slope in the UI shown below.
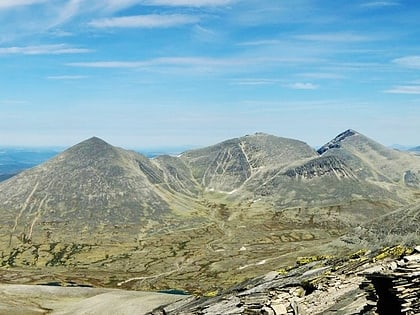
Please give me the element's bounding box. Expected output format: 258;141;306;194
0;137;203;247
0;131;418;294
180;133;318;193
319;129;420;188
224;130;420;219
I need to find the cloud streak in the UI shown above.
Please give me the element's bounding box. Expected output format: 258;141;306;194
0;0;47;9
67;56;321;71
89;14;199;28
143;0;234;6
384;85;420;94
0;44;92;55
392;56;420;69
287;83;319;90
230;78;282;86
295;32;371;42
47;75;89;80
360;1;400;8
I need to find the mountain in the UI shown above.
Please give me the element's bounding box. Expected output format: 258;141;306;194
318;129;420;188
180;132;318;193
0;130;419;295
0;137;206;248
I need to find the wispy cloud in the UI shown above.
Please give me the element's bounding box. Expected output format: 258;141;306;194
384;85;420;94
237;39;282;46
0;99;28;105
0;0;47;9
360;1;400;8
392;56;420;69
101;0;234;11
230;78;282;86
67;56;320;71
0;44;92;55
297;72;345;80
67;61;144;68
143;0;234;6
295;32;371;42
47;75;89;80
287;82;319;90
67;57;245;68
89;14;199;28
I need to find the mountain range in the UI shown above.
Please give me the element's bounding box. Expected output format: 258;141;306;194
0;129;419;295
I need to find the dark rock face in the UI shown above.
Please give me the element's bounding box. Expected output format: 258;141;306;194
150;247;420;315
317;129;356;155
284;156;354;179
362;251;420;315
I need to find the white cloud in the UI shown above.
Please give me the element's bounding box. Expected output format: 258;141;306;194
0;99;28;105
47;75;88;80
295;33;371;42
384;85;420;94
89;14;199;28
230;78;282;86
101;0;233;11
0;44;92;55
68;57;245;68
0;0;47;9
238;40;282;46
298;72;345;80
144;0;234;6
287;82;319;90
392;56;420;69
361;1;400;8
68;56;321;69
67;61;144;68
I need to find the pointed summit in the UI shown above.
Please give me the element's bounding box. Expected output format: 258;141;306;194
61;136;119;164
317;129;359;154
72;136;113;150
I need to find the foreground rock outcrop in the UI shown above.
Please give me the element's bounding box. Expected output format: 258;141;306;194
149;246;420;315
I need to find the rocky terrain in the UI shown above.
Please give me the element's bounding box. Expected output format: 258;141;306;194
1;245;417;314
0;129;418;312
149;245;420;315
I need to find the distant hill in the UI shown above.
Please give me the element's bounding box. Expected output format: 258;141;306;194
0;130;418;293
0;148;59;181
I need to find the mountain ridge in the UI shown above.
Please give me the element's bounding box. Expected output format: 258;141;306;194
0;129;418;294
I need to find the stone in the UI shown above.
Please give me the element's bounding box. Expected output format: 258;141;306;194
271;303;288;315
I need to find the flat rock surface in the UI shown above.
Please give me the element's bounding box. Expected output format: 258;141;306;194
0;284;187;315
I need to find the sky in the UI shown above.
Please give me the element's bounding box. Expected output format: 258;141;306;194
0;0;419;149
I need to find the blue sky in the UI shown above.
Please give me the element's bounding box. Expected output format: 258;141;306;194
0;0;419;149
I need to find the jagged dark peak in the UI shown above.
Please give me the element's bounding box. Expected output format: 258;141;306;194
318;128;400;158
317;129;359;154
